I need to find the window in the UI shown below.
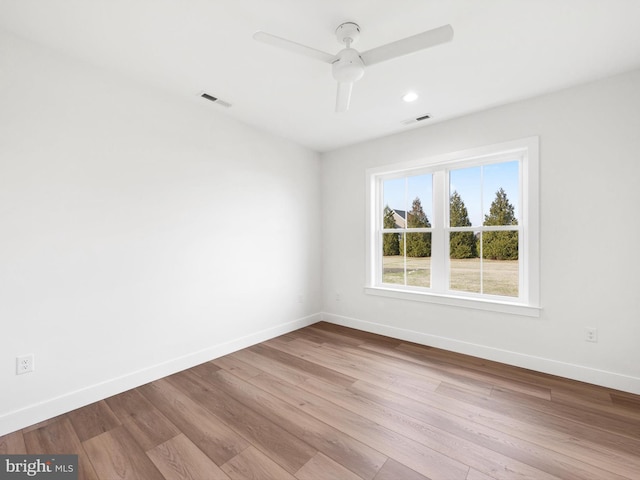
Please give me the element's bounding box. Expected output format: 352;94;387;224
366;137;540;316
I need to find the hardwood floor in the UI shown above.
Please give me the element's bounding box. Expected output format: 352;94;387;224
2;322;640;479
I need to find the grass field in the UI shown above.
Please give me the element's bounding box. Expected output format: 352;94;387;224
383;256;519;297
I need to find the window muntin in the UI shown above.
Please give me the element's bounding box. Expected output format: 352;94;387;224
368;138;539;311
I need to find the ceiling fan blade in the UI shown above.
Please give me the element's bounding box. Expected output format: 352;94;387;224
360;24;453;66
253;31;335;64
335;82;353;113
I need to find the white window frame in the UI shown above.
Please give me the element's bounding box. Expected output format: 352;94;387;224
365;137;540;317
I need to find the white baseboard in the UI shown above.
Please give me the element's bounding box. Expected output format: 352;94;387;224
0;313;322;437
322;312;640;395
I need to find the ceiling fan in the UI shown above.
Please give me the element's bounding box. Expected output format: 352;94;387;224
253;22;454;113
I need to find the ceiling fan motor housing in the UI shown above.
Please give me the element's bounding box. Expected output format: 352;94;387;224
332;48;365;83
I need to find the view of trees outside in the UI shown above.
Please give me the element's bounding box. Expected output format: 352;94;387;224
382;197;432;287
400;197;431;257
382;174;433;287
449;191;477;259
382;206;400;256
381;161;520;297
482;188;519;260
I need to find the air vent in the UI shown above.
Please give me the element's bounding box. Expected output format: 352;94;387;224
402;113;432;125
199;92;232;108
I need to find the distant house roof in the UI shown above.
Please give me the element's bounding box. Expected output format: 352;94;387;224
392;209;407;229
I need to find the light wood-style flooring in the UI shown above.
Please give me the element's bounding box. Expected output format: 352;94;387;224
2;322;640;479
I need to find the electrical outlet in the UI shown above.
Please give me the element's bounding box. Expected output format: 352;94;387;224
16;354;35;375
585;327;598;343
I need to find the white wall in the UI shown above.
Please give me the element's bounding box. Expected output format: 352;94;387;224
0;31;322;435
321;69;640;394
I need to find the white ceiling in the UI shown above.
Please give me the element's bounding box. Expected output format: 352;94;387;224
1;0;640;152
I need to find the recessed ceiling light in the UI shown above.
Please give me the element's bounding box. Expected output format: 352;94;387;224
402;91;418;103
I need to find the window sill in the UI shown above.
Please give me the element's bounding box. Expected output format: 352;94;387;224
364;286;541;317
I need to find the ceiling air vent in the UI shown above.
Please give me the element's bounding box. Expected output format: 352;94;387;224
402;114;431;125
200;92;232;108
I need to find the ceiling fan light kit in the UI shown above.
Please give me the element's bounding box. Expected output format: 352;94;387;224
332;47;364;83
253;21;453;113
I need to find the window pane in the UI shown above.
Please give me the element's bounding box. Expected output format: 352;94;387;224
407;174;432;229
405;232;431;287
449;230;478;259
450;167;481;227
482;230;519;297
449;231;480;293
382;233;404;285
483;161;519;225
482;230;519;261
383;178;406;228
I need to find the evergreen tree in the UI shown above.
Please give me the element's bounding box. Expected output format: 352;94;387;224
482;188;518;260
400;197;431;257
449;191;477;258
484;188;517;226
382;205;400;256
